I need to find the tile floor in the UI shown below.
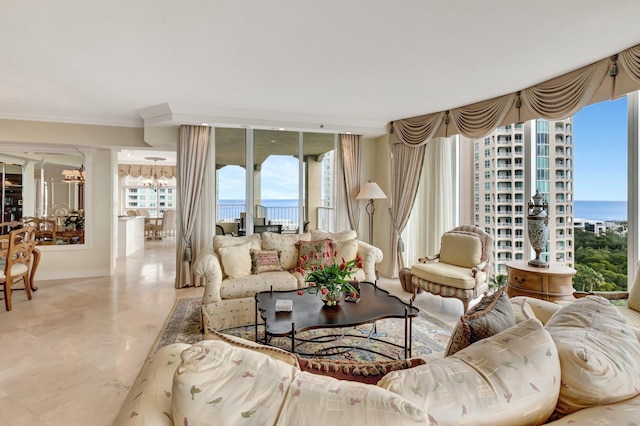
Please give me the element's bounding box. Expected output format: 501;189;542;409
0;240;466;425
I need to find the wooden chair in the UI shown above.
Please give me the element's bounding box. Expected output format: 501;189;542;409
1;226;36;311
22;217;57;245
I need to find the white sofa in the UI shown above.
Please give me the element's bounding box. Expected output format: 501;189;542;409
193;229;383;335
113;295;640;425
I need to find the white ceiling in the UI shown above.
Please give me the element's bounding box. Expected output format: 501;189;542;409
2;0;640;137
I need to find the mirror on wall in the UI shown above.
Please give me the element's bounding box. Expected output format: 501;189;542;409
0;151;87;246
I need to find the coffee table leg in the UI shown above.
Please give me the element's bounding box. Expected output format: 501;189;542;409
291;322;296;354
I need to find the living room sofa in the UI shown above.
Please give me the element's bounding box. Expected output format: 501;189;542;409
114;295;640;425
193;229;383;335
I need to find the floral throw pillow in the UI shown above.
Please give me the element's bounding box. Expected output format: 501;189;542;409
295;239;334;269
250;249;283;274
445;286;516;356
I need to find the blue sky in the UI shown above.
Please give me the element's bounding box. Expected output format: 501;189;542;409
573;96;627;201
218;156;298;200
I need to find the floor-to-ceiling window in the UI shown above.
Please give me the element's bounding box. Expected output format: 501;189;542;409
214;128;337;234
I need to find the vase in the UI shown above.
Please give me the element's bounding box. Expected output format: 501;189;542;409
527;190;550;268
320;286;344;307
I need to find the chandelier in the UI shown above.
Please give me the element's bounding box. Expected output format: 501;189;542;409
61;163;86;185
143;157;168;192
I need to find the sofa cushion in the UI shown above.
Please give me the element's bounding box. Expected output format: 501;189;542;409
276;371;426;425
220;270;299;299
261;231;311;270
310;229;357;242
172;340;298;426
545;394;640;425
378;319;560;426
296;357;426;385
544;295;640;417
333;237;358;263
628;272;640;311
250;249;283;274
411;262;479;290
218;242;252;279
439;231;483;268
295;239;334;268
445;287;515;356
214;234;262;279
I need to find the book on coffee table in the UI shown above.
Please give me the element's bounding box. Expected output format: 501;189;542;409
275;299;293;312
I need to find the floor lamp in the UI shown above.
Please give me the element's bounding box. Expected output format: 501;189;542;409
356;181;387;245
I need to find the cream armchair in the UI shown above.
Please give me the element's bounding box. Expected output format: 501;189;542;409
411;225;493;312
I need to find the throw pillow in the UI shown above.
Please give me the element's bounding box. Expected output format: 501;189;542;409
172;340;298;426
261;231;311;270
217;241;252;279
297;357;425;385
295;239;334;269
332;237;358;264
250;249;283;274
439;231;484;268
445;287;516;356
378;319;560;426
544;295;640;417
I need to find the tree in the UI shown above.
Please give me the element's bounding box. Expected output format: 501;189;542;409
574;228;627;292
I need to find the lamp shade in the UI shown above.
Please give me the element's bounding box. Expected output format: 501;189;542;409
356;182;387;200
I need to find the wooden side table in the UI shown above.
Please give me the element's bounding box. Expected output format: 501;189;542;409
506;260;576;302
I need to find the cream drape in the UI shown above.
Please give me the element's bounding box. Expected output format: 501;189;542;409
402;138;457;266
387;141;425;278
391;43;640;146
340;134;362;231
175;125;211;288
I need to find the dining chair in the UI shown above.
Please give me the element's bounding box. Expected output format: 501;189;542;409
161;209;176;239
1;226;36;311
21;217;57;245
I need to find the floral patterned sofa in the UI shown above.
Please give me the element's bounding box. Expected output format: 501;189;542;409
113;295;640;425
193;230;383;335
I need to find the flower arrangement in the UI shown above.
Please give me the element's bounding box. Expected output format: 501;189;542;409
64;209;85;230
296;247;363;306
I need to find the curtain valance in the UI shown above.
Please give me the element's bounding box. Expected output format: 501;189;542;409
391;43;640;146
118;164;177;179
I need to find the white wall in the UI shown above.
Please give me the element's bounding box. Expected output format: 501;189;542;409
0;120;145;279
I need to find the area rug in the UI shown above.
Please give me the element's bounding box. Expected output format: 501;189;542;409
152;297;453;361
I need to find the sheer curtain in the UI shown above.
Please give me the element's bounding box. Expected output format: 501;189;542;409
402;137;458;264
387;141;425;278
175;125;211;288
340;134;361;231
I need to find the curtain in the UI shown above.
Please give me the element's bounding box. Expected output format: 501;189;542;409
391;43;640;146
175;125;211;288
423;137;458;255
340;134;362;231
387;141;425;278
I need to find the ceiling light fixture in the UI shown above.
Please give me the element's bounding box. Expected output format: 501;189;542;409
62;163;86;185
143;156;168;192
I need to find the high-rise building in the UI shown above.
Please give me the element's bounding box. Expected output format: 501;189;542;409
462;118;574;276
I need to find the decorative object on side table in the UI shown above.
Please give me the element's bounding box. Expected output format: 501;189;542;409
64;209;85;230
527;190;549;268
296;248;363;307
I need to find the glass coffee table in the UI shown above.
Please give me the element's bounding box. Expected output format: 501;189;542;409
254;281;419;359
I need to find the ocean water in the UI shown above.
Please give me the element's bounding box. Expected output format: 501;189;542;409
217;199;299;223
574;200;627;222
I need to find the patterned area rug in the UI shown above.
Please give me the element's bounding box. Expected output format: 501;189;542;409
153;297;453;360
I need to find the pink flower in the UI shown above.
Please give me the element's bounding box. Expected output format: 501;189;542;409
297;290;303;296
321;288;329;295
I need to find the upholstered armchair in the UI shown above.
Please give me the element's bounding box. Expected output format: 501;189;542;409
411;225;493;312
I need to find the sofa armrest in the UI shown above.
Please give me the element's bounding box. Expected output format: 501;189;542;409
471;260;488;277
357;240;383;283
112;343;191;426
193;247;224;304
